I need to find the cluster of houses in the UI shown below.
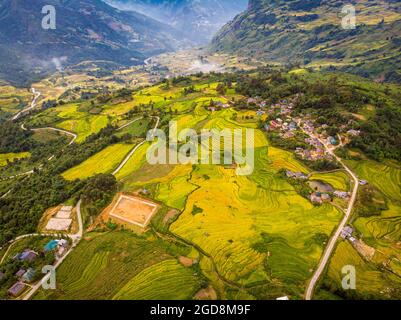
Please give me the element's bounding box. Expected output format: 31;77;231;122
295;147;328;162
310;189;351;205
207;100;230;112
286;170;308;180
6;238;68;298
310;192;332;204
266;118;298;139
285;170;351;205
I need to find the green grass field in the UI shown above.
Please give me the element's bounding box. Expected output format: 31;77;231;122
62;143;135;181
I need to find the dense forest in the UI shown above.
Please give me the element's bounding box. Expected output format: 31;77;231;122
0;124;122;246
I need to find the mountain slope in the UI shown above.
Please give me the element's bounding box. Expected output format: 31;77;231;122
104;0;248;44
211;0;401;83
0;0;184;86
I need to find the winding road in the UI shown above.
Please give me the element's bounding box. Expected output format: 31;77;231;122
303;129;359;300
12;88;41;121
22;125;78;146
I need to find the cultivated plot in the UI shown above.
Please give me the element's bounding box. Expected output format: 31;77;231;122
109;194;159;228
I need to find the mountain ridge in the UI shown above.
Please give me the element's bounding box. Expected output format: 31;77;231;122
211;0;401;83
0;0;185;86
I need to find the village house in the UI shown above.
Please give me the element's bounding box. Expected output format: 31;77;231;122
247;97;258;105
310;193;323;205
334;191;350;199
286;170;308;180
256;110;265;116
22;268;36;283
289;122;297;131
44;240;59;253
327;136;337;145
321;193;332;202
341;226;354;240
280;131;295;139
15;269;26;279
270;120;281;129
359;180;368;186
347;129;361;136
8;282;26;297
18;249;38;262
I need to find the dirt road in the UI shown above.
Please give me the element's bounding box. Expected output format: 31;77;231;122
304;130;359;300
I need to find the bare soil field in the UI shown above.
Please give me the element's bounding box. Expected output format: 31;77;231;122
97;193;159;230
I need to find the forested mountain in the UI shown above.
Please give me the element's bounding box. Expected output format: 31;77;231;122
212;0;401;83
104;0;248;43
0;0;185;86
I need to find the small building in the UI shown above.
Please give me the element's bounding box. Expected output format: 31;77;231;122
334;191;350;199
58;239;68;247
0;271;5;281
310;193;323;205
247;98;257;105
15;269;26;278
341;226;354;239
8;282;26;297
19;249;38;262
321;193;331;202
289;122;297;130
328;136;337;145
22;268;36;283
286;170;307;180
347;129;360;136
276;296;289;300
359;180;368;186
349;236;357;243
58;246;66;255
44;240;59;252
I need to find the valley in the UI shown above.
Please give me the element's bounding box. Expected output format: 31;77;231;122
0;0;400;303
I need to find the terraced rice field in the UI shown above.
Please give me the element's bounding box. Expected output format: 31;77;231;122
320;241;401;299
62;143;135;181
168;147;341;298
347;160;401;201
319;159;401;299
0;152;30;166
33;231;193;300
57;115;109;143
0;85;32;115
309;171;350;191
113;260;200;300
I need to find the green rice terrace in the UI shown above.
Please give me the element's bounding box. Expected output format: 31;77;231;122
0;69;400;301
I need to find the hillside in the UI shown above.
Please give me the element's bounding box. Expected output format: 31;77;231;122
211;0;401;83
0;0;185;86
104;0;248;44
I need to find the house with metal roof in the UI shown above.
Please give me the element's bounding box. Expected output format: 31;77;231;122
44;240;59;252
19;249;38;262
15;269;26;278
8;282;26;297
22;268;36;283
